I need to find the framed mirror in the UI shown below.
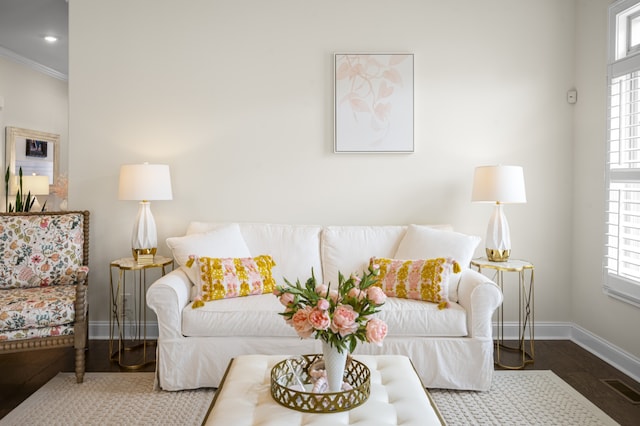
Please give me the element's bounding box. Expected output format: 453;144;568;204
5;126;59;193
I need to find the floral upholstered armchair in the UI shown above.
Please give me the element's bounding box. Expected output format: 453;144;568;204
0;211;90;383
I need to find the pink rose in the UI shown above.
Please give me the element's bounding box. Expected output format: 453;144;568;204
273;287;282;297
365;318;388;346
331;304;359;337
315;284;328;296
329;289;340;303
308;307;330;330
279;292;295;307
291;307;314;338
316;298;330;311
350;273;361;285
366;286;387;305
348;287;365;300
369;260;380;275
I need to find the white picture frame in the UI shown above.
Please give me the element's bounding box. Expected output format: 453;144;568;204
5;126;59;190
334;53;414;153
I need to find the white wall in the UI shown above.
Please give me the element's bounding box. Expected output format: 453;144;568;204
67;0;639;362
573;1;640;360
0;56;68;208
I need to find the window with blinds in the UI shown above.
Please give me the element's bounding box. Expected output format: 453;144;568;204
605;0;640;307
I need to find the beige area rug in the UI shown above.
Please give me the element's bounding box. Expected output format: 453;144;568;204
1;370;619;425
430;370;619;426
0;373;214;426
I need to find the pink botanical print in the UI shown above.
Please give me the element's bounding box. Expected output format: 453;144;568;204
335;54;413;151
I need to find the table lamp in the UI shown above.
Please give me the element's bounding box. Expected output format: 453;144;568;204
118;163;172;262
22;174;50;211
471;165;526;262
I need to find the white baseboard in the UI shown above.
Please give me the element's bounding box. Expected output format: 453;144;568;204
494;320;572;340
92;320;640;383
497;321;640;383
569;324;640;383
90;321;159;341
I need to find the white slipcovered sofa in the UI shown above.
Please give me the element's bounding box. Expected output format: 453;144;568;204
147;222;503;391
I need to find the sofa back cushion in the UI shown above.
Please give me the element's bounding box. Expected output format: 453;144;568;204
186;222;323;285
321;226;406;287
320;225;453;287
167;224;252;286
0;213;86;289
394;225;481;302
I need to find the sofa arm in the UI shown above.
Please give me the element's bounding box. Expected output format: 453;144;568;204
456;268;503;339
146;268;192;340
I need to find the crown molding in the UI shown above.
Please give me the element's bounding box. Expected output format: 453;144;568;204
0;45;67;82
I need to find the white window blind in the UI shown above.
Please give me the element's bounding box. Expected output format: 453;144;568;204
605;0;640;307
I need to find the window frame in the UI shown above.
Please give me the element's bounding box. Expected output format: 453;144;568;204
605;0;640;308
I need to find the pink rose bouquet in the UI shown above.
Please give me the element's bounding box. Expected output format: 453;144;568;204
274;259;388;353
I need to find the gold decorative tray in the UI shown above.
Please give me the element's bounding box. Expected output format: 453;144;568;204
270;354;370;413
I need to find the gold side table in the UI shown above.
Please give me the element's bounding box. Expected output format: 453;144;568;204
471;257;535;370
109;256;173;369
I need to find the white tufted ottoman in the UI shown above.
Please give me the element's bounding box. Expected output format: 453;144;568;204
203;354;444;425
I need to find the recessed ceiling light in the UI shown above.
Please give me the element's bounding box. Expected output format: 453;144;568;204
44;36;58;43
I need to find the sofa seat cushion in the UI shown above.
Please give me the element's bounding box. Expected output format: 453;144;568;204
181;293;467;338
0;324;74;342
182;294;297;337
377;297;467;337
0;285;76;333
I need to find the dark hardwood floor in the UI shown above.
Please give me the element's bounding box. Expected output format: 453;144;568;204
0;340;638;425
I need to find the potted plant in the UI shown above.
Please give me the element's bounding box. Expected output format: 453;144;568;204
4;166;46;212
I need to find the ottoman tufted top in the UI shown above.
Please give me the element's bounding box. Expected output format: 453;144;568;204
204;354;444;425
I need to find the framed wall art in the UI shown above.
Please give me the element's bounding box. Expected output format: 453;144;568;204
334;53;414;153
5;126;59;191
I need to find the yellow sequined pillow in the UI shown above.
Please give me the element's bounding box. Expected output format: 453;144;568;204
370;257;460;310
187;255;276;308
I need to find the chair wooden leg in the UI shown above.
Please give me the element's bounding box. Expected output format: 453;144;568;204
75;347;85;383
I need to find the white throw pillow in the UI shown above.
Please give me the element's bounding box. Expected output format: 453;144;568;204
394;225;481;302
166;223;252;286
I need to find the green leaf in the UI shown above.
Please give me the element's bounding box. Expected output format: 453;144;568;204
4;166;9;212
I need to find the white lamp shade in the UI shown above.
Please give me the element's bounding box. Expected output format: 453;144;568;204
118;163;173;201
21;175;50;195
471;165;526;204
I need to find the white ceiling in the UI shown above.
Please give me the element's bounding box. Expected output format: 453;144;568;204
0;0;68;80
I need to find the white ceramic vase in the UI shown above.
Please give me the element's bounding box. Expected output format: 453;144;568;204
322;340;347;392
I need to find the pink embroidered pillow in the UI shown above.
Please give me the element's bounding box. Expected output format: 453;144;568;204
188;255;276;306
370;257;460;309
